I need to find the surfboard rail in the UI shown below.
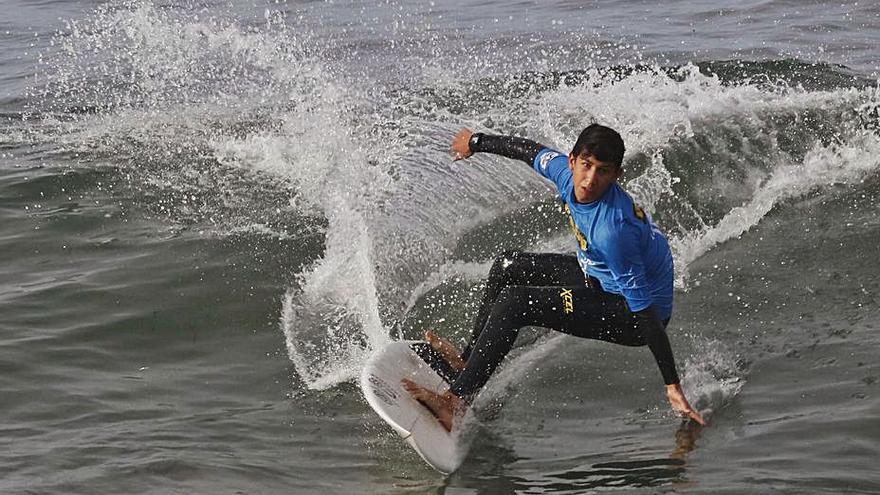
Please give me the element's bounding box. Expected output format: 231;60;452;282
360;340;468;474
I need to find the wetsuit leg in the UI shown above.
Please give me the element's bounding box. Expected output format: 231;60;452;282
450;284;661;400
460;251;584;361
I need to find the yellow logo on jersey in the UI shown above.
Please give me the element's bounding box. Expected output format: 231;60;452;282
633;204;646;222
563;203;588;251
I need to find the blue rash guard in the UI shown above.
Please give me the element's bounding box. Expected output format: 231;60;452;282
533;148;675;320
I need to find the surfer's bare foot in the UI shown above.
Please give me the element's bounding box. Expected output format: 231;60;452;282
401;378;464;432
424;330;466;371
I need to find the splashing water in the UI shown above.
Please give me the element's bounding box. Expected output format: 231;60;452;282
26;2;880;400
28;0;397;389
680;338;747;420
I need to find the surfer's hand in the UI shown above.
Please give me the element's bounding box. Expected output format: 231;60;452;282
666;383;706;425
451;128;474;161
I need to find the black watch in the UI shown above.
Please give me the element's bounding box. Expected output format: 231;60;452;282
468;132;482;152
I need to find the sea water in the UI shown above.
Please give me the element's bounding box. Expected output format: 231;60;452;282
1;1;879;493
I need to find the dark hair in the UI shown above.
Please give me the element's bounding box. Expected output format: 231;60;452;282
571;124;625;167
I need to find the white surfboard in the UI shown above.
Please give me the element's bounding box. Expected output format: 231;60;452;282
360;340;472;474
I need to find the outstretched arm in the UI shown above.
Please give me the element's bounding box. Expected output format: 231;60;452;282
451;128;546;166
605;224;706;426
634;308;706;425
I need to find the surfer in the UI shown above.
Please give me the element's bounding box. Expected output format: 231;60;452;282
403;124;705;431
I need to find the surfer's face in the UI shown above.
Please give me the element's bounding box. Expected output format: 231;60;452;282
568;153;621;203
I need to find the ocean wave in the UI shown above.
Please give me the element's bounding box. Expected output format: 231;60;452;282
22;1;880;391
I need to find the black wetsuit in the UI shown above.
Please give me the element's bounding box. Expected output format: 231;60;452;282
448;133;679;401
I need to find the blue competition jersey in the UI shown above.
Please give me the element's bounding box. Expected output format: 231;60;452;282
534;148;674;320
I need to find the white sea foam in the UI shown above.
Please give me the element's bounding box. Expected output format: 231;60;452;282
672;130;880;285
523;65;861;155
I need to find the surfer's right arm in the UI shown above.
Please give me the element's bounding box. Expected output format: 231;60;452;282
451;128;546;165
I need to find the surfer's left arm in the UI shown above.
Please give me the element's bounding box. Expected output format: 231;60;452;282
605;224;706;425
633;307;705;425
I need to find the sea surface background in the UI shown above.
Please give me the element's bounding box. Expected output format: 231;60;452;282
2;0;879;493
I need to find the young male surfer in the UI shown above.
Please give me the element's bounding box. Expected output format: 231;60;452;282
402;124;705;430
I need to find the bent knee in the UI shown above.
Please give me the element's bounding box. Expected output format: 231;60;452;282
493;250;523;270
